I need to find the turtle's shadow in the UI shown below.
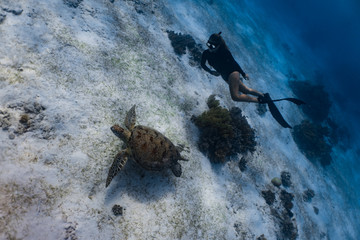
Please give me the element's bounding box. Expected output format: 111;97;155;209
104;160;176;205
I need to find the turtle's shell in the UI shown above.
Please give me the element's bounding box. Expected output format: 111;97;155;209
128;125;181;170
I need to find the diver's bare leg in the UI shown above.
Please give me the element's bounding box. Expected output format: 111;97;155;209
228;72;262;102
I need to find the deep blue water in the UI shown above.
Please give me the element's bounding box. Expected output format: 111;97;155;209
254;0;360;213
256;0;360;130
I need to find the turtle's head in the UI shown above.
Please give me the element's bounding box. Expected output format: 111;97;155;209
111;124;131;142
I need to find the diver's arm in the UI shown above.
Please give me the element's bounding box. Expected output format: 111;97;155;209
201;51;219;76
201;51;212;73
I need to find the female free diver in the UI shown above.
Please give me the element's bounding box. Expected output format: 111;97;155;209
201;32;305;128
201;32;266;103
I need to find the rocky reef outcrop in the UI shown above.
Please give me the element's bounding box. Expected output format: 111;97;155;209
1;101;56;140
289;80;331;123
167;30;204;68
262;173;298;240
288;80;350;166
292;120;332;166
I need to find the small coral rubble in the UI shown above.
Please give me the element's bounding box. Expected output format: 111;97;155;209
261;190;275;205
238;156;247;172
1;101;55;140
261;173;298;240
63;0;83;8
302;189;315;202
112;204;124;216
192;95;256;163
281;171;292;188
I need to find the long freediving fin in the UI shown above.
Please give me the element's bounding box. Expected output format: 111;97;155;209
264;93;292;128
270;98;305;105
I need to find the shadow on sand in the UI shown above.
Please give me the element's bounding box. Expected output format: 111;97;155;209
104;160;177;205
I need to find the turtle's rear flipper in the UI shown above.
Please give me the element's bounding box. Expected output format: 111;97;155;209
106;150;129;187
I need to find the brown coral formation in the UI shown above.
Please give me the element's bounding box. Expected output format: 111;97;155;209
192;95;256;163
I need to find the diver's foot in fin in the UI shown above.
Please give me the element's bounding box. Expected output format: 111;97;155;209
263;93;271;102
106;150;129;187
258;93;270;104
266;93;292;128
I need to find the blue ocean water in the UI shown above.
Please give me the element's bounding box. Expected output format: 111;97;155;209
1;0;359;238
242;0;360;234
169;0;360;237
256;0;360;124
253;0;360;204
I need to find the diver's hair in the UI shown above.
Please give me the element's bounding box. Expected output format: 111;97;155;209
209;32;229;50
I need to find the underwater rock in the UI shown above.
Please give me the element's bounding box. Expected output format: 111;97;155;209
271;177;282;187
63;0;83;8
7;102;24;110
19;114;30;125
289;80;331;123
280;190;294;212
167;30;204;68
261;190;275;205
281;171;292;188
9;133;15;140
238;156;247;172
292;120;332;166
1;101;55;139
192;95;256;163
302;189;315;202
233;222;255;239
256;102;267;116
313;206;319;215
24;101;46;114
279;190;297;239
280;216;298;240
263;186;298;239
0;110;12;130
65;224;78;240
268;189;298;240
257;234;267;240
2;8;23;15
124;0;155;15
0;14;6;24
112;205;123;216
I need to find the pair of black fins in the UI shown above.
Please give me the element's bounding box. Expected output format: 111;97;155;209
262;93;305;128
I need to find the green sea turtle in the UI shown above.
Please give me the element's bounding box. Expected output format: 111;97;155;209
106;105;188;187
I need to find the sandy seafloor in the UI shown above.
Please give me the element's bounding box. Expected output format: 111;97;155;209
0;0;359;239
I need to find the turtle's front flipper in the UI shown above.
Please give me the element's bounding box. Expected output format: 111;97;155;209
171;162;182;177
106;150;129;187
124;105;136;130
